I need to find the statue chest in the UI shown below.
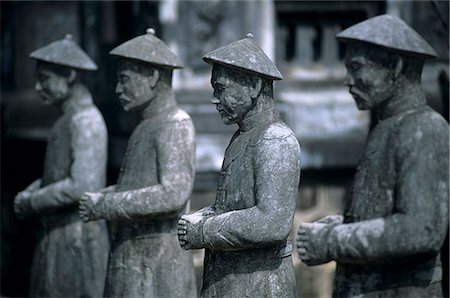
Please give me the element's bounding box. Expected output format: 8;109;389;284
42;115;73;185
214;131;257;214
346;121;398;222
117;124;159;191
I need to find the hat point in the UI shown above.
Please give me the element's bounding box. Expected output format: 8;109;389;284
109;31;183;69
336;14;438;59
203;35;282;80
29;35;97;71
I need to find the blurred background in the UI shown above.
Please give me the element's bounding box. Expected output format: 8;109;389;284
1;1;448;297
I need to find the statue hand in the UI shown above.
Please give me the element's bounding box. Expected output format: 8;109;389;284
14;191;33;219
178;213;206;250
195;206;215;217
79;192;103;222
297;222;333;266
315;214;343;225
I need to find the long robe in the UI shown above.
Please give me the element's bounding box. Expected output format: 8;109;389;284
328;97;449;297
28;91;109;297
192;109;301;297
95;103;197;298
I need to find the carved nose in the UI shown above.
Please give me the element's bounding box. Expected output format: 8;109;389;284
211;96;220;104
115;83;123;94
35;82;42;92
344;72;354;86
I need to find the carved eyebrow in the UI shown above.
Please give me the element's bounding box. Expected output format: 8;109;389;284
214;77;228;85
117;70;132;77
349;57;366;64
38;70;52;76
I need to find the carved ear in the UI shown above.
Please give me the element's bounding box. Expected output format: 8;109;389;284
149;69;159;88
250;77;262;99
394;57;403;80
68;69;77;84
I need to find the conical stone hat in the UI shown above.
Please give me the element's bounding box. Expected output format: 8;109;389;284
203;33;282;80
110;28;183;69
336;14;438;60
30;34;98;71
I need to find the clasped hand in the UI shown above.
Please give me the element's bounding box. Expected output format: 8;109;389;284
79;192;103;222
14;191;33;219
178;207;214;250
296;215;343;266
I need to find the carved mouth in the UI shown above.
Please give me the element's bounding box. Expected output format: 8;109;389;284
349;89;363;101
119;97;130;105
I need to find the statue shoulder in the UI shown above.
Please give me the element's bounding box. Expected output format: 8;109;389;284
70;105;107;134
251;121;299;149
399;107;448;140
394;107;449;158
170;108;193;122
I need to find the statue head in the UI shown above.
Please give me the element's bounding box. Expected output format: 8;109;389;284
35;62;76;106
110;28;183;112
336;14;437;111
29;34;97;106
203;33;281;125
115;59;173;112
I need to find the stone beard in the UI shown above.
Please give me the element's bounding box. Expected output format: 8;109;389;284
297;15;449;298
179;58;301;297
14;61;109;297
79;31;198;297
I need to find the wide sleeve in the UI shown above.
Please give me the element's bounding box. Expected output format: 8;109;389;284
23;179;42;192
327;115;449;264
30;109;108;214
97;119;196;221
200;134;301;251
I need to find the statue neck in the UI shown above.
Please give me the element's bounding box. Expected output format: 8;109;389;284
60;83;92;115
238;94;277;131
140;88;177;120
375;81;426;121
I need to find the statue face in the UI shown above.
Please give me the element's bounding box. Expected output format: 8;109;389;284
35;66;71;106
343;45;395;110
210;64;253;125
115;61;155;112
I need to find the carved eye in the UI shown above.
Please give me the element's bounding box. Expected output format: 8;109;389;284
350;62;362;72
38;73;49;82
119;75;129;84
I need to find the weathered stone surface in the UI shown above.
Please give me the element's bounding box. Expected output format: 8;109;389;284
178;35;300;297
109;28;183;69
30;34;98;70
297;15;449;297
79;30;197;297
336;14;438;59
14;38;109;297
203;33;282;80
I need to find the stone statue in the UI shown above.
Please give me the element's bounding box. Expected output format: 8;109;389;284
78;29;197;297
296;14;449;297
178;34;301;297
14;35;109;297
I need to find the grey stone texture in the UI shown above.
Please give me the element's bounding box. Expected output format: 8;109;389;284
79;30;197;297
30;34;98;70
14;37;109;297
178;35;300;297
297;15;449;297
336;14;438;60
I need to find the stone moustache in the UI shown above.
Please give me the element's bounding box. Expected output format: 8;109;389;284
178;34;301;297
78;29;197;297
297;14;449;297
14;34;109;297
